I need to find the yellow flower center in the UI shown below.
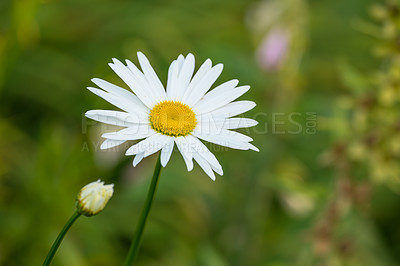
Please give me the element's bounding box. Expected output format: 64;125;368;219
149;101;197;137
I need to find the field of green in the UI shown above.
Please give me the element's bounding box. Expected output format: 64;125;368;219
1;0;399;265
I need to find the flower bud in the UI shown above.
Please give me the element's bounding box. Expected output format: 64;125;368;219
76;180;114;216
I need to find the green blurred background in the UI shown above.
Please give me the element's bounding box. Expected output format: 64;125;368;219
1;0;400;265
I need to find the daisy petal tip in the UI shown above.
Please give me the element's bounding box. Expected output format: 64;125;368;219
218;167;224;174
132;154;141;167
87;87;102;95
137;51;146;59
111;58;124;67
85;111;98;120
216;170;223;176
249;144;260;152
160;159;168;167
242;85;251;91
208;173;216;181
100;132;110;138
187;53;195;59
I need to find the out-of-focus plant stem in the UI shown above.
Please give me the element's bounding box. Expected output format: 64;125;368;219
43;211;81;266
124;154;163;266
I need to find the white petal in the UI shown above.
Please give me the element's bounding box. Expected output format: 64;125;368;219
91;78;148;113
137;52;167;102
125;58;165;108
200;100;256;119
102;124;154;140
226;130;253;142
174;136;194;171
227;118;257;129
109;59;157;108
85;110;144;126
100;139;126;150
181;59;212;103
198;117;258;130
125;133;169;156
143;136;170;158
195;127;253;142
186;135;223;175
166;60;179;100
87;87;149;119
160;138;174;167
193;85;250;114
248;143;260;152
196;79;238;100
184;64;224;107
221;118;258;129
133;152;144;166
174;53;195;101
193;152;216;181
176;54;185;70
124;59;155;99
193;130;255;151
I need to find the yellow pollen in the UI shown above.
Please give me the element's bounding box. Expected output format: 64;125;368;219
149;100;197;137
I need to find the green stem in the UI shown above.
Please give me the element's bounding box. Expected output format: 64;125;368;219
124;153;163;266
43;211;81;266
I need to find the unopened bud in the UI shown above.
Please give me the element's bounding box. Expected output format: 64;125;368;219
76;180;114;216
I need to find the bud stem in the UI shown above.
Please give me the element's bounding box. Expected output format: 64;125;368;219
43;211;81;266
124;153;163;266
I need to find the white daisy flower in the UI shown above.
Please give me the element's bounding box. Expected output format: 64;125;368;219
85;52;259;180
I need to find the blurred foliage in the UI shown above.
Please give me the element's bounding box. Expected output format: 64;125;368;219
0;0;399;265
